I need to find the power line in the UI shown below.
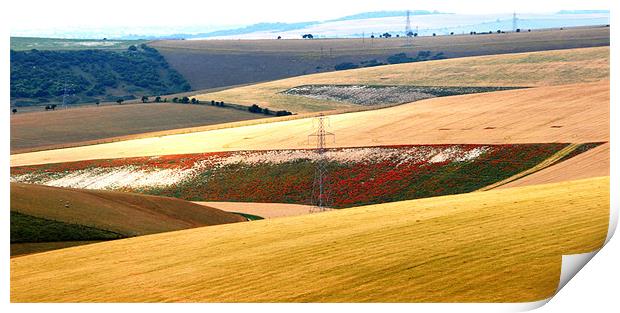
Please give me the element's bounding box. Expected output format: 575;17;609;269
308;113;335;212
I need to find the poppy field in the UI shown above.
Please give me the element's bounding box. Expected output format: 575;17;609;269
11;143;599;208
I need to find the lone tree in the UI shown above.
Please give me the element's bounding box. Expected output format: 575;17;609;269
249;104;262;113
12;108;17;115
116;99;124;105
302;34;314;39
51;104;57;110
95;100;100;106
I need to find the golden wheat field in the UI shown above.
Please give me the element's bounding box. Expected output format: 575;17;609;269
10;177;609;302
196;46;609;112
10;80;609;167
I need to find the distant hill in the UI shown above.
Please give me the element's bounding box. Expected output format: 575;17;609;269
118;11;608;40
178;21;320;39
10;182;246;256
10;44;191;107
558;10;609;14
10;183;246;237
10;37;148;51
327;10;444;22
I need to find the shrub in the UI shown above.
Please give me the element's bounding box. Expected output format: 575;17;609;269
334;62;359;71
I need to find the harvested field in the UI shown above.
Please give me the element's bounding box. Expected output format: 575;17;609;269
500;143;610;188
282;85;523;106
10;183;246;237
10;102;262;153
11;81;609;167
10;177;610;302
194;202;315;219
151;27;609;91
13;144;581;208
196;47;609;112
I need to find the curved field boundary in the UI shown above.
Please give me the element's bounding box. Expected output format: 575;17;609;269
477;143;583;191
194;201;316;219
10;81;609;167
10;177;609;302
10;183;246;236
10;103;399;155
498;142;610;188
11;144;573;209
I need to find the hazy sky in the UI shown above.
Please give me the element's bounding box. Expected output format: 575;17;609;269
8;0;611;31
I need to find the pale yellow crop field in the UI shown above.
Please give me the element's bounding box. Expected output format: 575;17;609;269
11;177;609;302
196;47;609;112
11;81;609;167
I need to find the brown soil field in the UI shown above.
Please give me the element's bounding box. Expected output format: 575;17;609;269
151;26;609;91
11;81;609;167
499;143;610;189
195;46;609;112
10;177;609;302
10;183;246;236
194;201;317;219
10;102;262;153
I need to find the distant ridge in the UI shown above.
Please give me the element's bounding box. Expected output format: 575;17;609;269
327;10;445;22
558;10;609;14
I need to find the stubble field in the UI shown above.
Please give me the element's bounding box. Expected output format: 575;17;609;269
10;177;609;302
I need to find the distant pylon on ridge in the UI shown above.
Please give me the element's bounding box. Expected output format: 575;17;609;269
308;113;335;213
405;10;413;36
512;12;518;32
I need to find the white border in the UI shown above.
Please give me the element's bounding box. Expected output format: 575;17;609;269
1;1;618;312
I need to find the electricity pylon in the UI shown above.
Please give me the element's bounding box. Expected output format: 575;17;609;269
308;113;335;212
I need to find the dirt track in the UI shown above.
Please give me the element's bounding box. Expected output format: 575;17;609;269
11;81;609;167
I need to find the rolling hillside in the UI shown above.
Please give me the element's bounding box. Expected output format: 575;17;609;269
195;46;609;112
14;144;584;208
10;183;246;236
151;26;609;91
498;142;610;188
9;46;609;157
10;177;609;302
10;44;190;107
10;81;609;167
11;102;263;153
